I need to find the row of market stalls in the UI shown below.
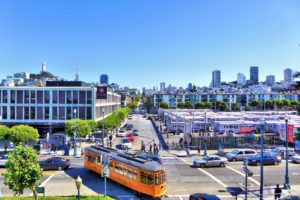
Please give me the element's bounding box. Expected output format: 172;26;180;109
159;109;300;144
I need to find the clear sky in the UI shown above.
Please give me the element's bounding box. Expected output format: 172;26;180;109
0;0;300;89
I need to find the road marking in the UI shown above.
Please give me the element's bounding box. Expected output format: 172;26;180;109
179;158;228;188
162;156;176;159
292;173;300;175
225;166;260;186
167;194;233;198
29;174;55;196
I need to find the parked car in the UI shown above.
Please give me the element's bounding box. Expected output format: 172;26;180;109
291;155;300;164
140;153;163;164
248;152;281;166
117;129;127;137
189;193;221;200
126;124;134;130
132;129;139;136
121;138;132;149
225;149;257;161
126;134;135;142
193;155;228;168
271;147;296;159
39;157;70;171
128;115;133;119
0;151;9;167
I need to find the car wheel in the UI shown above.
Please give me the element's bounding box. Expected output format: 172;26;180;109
220;162;225;167
256;162;260;166
200;164;205;168
274;161;278;165
58;166;62;171
232;157;237;162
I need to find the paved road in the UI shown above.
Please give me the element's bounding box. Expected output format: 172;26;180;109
1;114;300;200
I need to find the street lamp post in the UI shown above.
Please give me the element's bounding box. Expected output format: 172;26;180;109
73;108;78;157
102;108;105;147
259;117;265;200
75;176;82;200
284;114;290;189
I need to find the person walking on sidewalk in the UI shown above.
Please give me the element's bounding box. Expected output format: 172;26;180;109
149;144;152;153
274;184;282;200
197;145;201;156
4;143;8;152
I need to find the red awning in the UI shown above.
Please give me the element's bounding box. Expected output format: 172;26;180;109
239;127;254;134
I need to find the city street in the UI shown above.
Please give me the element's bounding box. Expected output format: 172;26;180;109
1;114;300;199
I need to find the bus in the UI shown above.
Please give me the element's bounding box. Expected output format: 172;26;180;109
84;146;166;198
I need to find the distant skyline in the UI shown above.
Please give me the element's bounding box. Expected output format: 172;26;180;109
0;0;300;89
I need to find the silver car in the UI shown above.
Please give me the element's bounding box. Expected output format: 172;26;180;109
225;149;257;161
291;155;300;164
193;155;228;168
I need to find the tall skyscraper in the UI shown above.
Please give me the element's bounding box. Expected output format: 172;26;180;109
42;62;46;72
284;68;293;83
250;66;259;84
160;82;165;92
188;83;193;91
212;70;221;87
266;75;275;86
237;73;246;86
100;74;109;85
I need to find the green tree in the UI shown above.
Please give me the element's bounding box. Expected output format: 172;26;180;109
204;102;213;109
216;100;228;111
195;102;205;109
4;145;42;200
65;119;92;137
0;125;10;140
231;103;241;111
127;102;138;110
249;100;262;110
282;99;290;109
184;102;194;109
144;99;153;113
245;105;252;111
159;101;170;109
8;125;39;144
86;120;98;132
273;99;283;110
265;100;274;110
135;94;142;102
177;102;185;109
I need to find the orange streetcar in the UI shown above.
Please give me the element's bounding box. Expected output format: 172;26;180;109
84;146;167;198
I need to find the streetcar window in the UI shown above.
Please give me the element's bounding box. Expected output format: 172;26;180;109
123;166;128;177
141;171;154;185
100;154;103;164
141;172;147;184
128;168;133;179
109;161;114;170
147;174;153;185
155;174;160;185
133;170;137;181
96;156;100;164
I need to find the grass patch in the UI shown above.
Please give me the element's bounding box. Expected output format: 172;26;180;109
1;195;115;200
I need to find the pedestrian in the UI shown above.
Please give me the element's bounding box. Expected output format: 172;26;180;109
274;184;282;200
197;145;201;155
109;134;113;147
4;143;8;152
149;144;152;153
155;145;159;154
153;143;157;153
159;143;162;151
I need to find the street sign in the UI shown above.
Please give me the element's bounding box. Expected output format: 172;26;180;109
101;168;110;177
243;167;253;177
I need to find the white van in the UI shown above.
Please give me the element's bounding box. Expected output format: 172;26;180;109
225;149;257;161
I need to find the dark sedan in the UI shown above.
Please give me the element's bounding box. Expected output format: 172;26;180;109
248;152;281;166
40;157;70;171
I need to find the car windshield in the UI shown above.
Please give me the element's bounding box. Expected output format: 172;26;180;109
231;149;239;154
119;130;125;133
202;156;209;161
272;148;279;152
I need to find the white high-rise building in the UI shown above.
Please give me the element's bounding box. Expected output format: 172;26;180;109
160;82;165;92
237;73;246;86
284;68;293;83
212;70;221;87
42;62;47;72
75;67;80;81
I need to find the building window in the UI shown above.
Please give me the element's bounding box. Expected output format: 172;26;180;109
87;91;92;104
79;91;86;104
52;107;58;120
66;107;72;120
17;91;23;104
24;91;30;104
30;107;35;119
86;107;92;119
24;107;29;120
53;91;58;104
66;91;72;104
2;106;7;119
30;91;36;104
44;91;50;104
37;107;43;120
16;107;23;120
44;107;49;120
2;91;7;103
59;91;65;104
37;90;43;104
79;107;85;119
10;106;15;120
10;90;16;104
59;107;65;120
73;91;78;104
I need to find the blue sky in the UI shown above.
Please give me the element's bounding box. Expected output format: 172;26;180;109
0;0;300;89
